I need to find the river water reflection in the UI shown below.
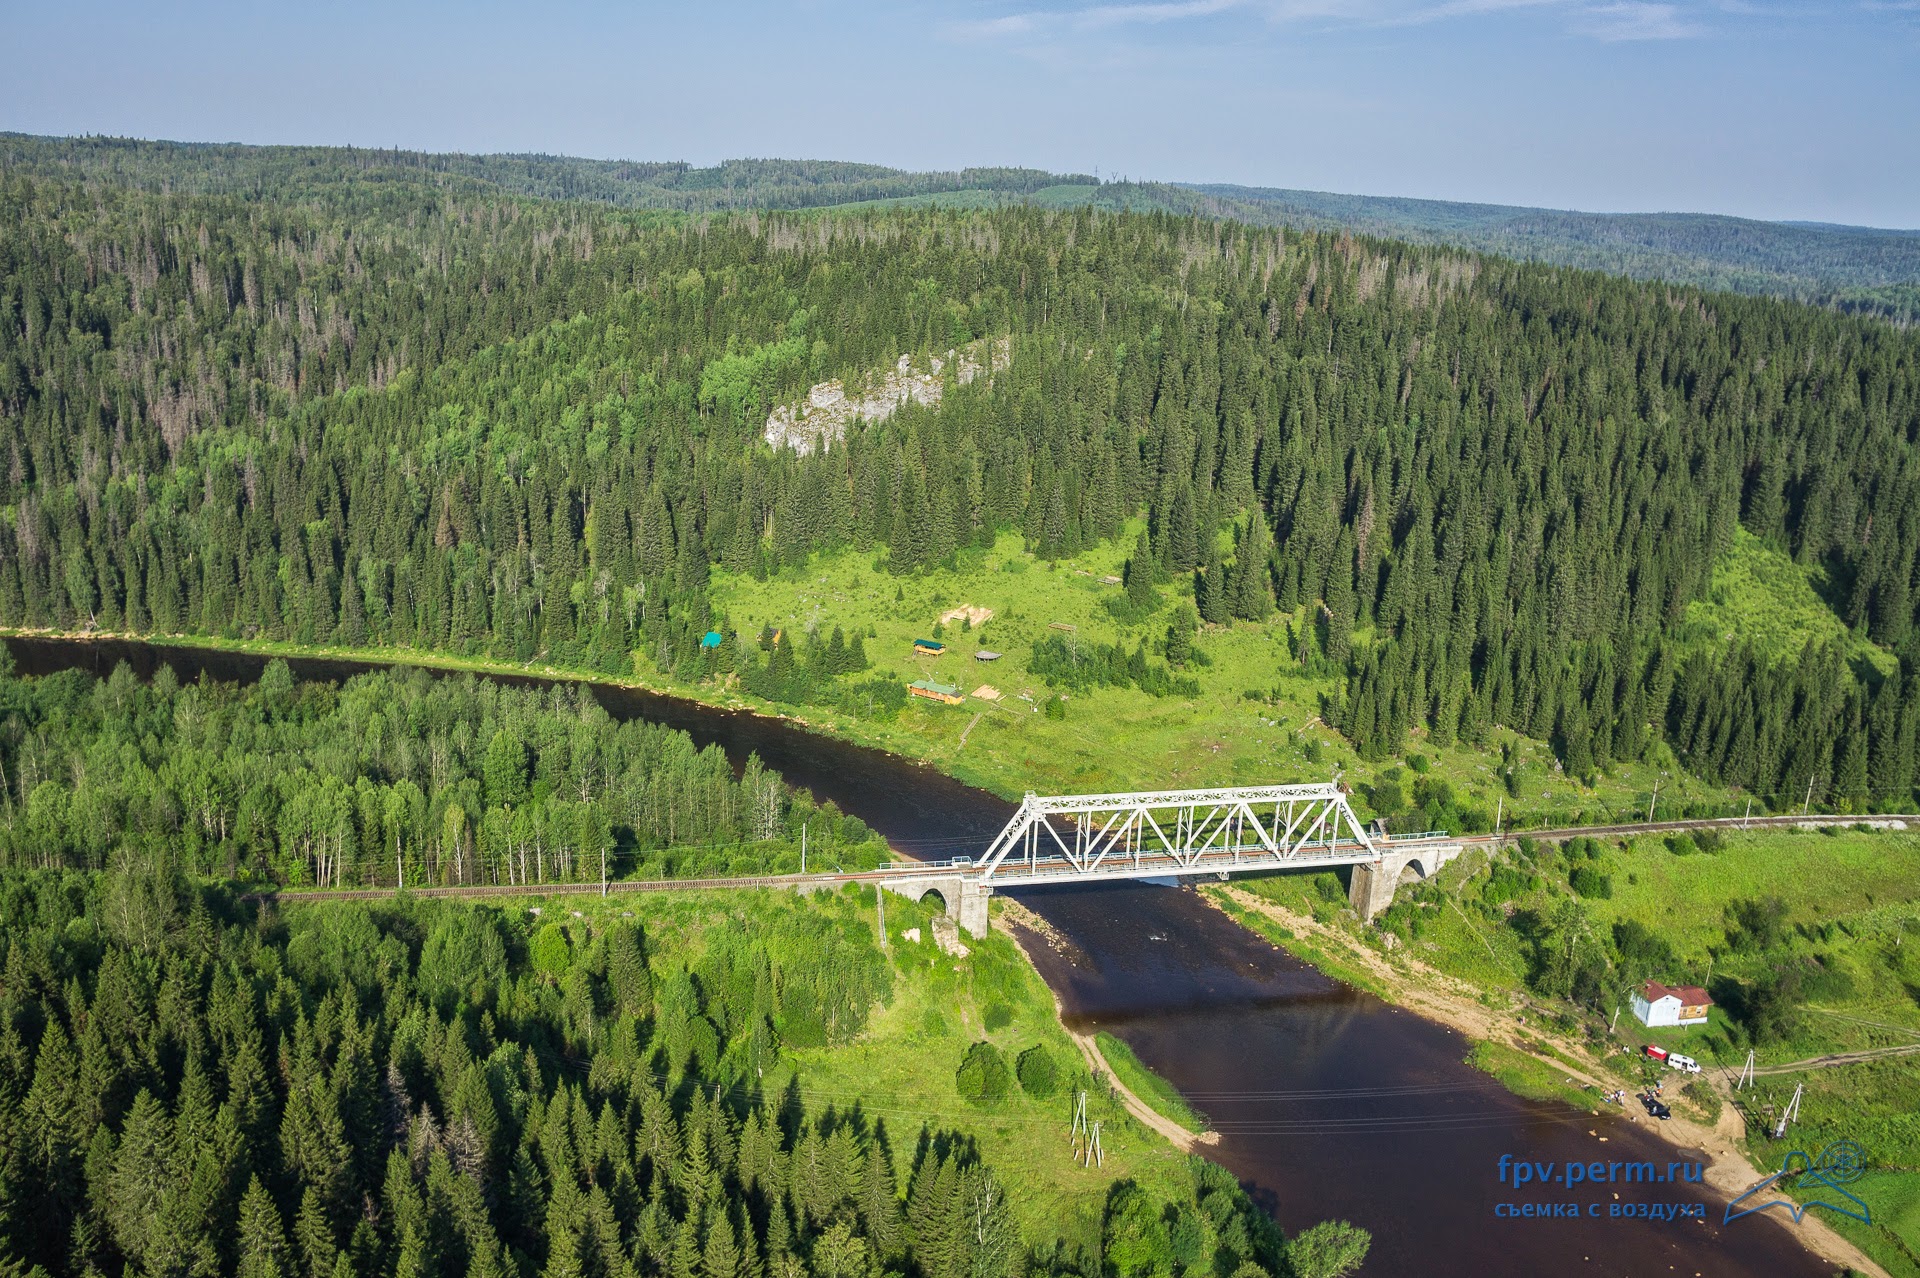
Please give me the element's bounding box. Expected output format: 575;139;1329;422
6;638;1835;1277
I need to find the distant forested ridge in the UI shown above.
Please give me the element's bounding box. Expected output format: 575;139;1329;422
4;146;1920;810
0;133;1091;214
7;133;1912;319
1167;183;1920;324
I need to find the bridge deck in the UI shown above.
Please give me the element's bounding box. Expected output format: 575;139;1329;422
971;835;1462;887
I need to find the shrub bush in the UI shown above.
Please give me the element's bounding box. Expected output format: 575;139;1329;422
955;1040;1011;1105
530;921;573;980
1569;865;1613;899
1016;1043;1060;1097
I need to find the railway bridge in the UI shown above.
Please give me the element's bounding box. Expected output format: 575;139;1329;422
881;782;1464;937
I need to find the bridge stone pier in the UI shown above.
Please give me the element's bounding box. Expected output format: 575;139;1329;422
882;874;992;938
1348;843;1464;920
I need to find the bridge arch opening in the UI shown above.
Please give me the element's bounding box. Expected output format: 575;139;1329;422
917;888;948;915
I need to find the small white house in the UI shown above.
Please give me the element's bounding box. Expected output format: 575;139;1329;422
1631;980;1713;1028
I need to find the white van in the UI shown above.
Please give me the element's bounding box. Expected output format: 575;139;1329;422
1667;1054;1702;1074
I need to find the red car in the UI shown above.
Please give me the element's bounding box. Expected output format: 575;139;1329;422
1643;1045;1669;1062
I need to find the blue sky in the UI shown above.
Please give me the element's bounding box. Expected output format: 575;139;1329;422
4;0;1916;226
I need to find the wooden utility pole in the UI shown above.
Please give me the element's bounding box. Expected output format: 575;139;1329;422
1803;776;1815;816
1648;778;1659;823
801;822;808;874
877;884;888;948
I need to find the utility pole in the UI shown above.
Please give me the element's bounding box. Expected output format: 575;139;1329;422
1610;1005;1621;1034
1743;797;1752;830
1495;797;1504;844
1737;1049;1755;1091
601;847;607;898
1803;775;1815;816
1648;778;1659;824
397;853;403;892
801;822;808;874
877;884;888;948
1773;1082;1803;1139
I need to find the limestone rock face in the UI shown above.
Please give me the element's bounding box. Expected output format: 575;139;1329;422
764;336;1009;455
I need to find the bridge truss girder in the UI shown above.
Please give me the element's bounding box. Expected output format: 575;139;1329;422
976;783;1377;886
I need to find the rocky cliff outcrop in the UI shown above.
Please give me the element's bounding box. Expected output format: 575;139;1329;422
764;335;1009;454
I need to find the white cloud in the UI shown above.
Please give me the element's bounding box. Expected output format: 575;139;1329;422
942;0;1247;38
1073;0;1247;27
1571;1;1705;37
942;0;1720;44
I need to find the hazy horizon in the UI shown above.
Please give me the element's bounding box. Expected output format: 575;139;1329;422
5;1;1916;228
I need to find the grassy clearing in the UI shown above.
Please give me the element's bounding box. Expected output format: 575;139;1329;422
707;529;1743;828
1593;827;1920;970
1677;526;1895;674
1093;1031;1211;1135
1846;1172;1920;1278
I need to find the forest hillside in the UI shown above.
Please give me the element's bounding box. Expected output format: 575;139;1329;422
3;141;1919;826
5;134;1915;320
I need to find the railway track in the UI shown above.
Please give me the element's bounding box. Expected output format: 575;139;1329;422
250;812;1917;905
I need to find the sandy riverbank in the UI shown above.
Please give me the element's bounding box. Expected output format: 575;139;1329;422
997;898;1220;1154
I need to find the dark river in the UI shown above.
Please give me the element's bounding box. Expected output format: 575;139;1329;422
6;637;1834;1277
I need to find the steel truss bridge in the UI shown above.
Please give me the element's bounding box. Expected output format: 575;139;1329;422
974;782;1423;887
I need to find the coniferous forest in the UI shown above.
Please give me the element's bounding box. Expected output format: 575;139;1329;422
0;657;878;885
4;143;1920;810
0;867;1315;1278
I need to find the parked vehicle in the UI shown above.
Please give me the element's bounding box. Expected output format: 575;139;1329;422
1667;1054;1701;1074
1642;1045;1669;1062
1639;1092;1672;1120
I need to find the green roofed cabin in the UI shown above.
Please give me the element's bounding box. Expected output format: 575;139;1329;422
700;631;725;649
912;638;946;655
908;679;964;705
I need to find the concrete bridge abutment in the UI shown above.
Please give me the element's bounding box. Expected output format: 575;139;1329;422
881;874;992;938
1348;843;1464;920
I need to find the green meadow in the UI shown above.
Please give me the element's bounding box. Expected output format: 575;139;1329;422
708;526;1740;830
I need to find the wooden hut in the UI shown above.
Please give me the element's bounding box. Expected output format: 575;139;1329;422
908;679;964;705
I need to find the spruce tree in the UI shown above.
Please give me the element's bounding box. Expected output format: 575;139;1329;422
1229;514;1275;621
236;1176;291;1278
